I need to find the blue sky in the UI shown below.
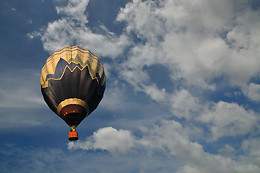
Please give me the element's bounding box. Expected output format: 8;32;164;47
1;0;260;172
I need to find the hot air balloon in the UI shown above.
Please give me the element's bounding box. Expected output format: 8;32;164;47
40;46;106;141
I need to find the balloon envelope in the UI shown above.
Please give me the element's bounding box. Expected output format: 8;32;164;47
40;46;106;140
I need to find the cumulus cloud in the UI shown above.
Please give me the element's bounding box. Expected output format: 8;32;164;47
241;138;260;167
170;89;202;120
168;89;260;140
28;0;260;172
68;127;136;154
198;101;259;141
32;0;260;100
117;0;260;92
142;84;166;102
243;83;260;102
29;0;130;58
56;0;89;24
68;120;260;173
117;0;167;42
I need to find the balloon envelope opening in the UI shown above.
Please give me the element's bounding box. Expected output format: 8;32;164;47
60;104;87;127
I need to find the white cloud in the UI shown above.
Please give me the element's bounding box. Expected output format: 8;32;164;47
243;83;260;102
30;0;130;58
141;84;166;102
177;165;202;173
68;127;136;154
197;101;259;141
169;90;260;140
119;42;169;101
218;144;237;158
40;18;129;58
32;0;260;99
170;89;202;120
56;0;89;24
242;138;260;157
241;138;260;167
26;0;260;172
117;0;166;42
139;120;203;159
68;120;260;173
117;0;260;90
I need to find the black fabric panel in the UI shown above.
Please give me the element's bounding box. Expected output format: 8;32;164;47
41;87;57;114
41;66;105;118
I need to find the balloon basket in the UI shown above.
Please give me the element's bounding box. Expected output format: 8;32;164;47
68;131;78;141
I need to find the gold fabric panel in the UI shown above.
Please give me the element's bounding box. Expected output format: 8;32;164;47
40;46;106;88
57;98;89;116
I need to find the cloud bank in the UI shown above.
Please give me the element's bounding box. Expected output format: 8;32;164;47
29;0;130;58
27;0;260;172
69;123;260;173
